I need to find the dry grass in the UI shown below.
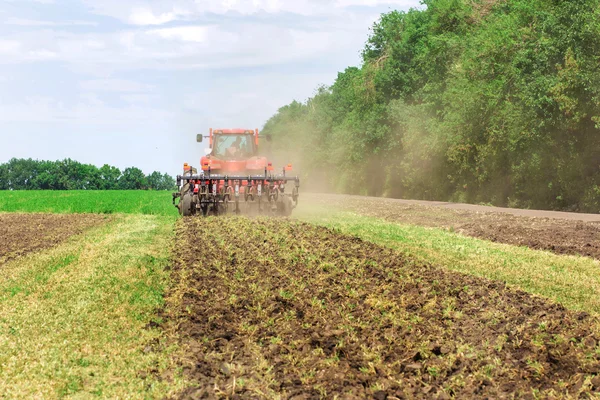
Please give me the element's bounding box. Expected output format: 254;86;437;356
296;206;600;314
0;214;185;398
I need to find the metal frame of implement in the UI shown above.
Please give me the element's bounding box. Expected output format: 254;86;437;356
173;167;300;215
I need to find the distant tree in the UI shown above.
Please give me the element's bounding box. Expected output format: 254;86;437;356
147;171;163;190
6;158;38;190
83;164;102;190
161;172;176;191
0;163;8;190
0;159;175;191
119;167;148;190
32;160;59;189
99;164;121;190
54;159;83;190
147;171;176;190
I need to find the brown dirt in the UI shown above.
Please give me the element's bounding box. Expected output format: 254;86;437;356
0;213;108;263
305;194;600;260
167;217;600;399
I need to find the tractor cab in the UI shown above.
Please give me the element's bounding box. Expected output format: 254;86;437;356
196;128;267;175
212;132;256;160
197;129;259;161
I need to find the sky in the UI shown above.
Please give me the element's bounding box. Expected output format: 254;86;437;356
0;0;422;175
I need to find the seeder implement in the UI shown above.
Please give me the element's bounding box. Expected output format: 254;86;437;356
173;167;300;217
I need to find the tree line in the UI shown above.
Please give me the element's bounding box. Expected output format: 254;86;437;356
263;0;600;212
0;158;176;191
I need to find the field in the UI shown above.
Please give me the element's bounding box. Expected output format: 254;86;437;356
0;190;178;216
168;217;600;398
1;191;600;398
0;213;108;263
305;194;600;260
0;213;184;398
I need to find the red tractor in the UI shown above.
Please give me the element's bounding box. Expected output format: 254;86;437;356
173;128;299;216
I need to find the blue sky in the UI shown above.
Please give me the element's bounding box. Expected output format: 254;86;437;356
0;0;421;175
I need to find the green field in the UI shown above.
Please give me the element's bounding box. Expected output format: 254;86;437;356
0;190;178;216
1;191;599;397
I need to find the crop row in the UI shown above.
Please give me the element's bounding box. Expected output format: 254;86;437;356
167;217;600;398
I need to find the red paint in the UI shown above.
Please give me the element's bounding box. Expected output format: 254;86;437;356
191;127;290;180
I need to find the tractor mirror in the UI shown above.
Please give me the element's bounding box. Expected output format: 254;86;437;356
196;134;203;143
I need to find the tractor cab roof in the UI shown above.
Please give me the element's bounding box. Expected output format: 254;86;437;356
213;129;255;134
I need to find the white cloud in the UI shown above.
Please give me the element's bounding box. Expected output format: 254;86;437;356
80;92;104;106
27;49;58;60
0;0;421;72
0;21;359;71
80;79;154;92
4;17;98;27
83;0;422;25
128;8;181;25
0;95;172;124
121;93;159;104
3;0;56;3
0;39;21;54
148;25;211;43
335;0;416;6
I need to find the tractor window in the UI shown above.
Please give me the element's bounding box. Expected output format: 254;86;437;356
213;135;254;158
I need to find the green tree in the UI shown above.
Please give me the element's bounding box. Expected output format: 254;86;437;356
154;173;176;191
32;160;60;189
119;167;148;190
99;164;122;190
0;159;174;191
0;163;8;190
147;171;164;190
262;0;600;212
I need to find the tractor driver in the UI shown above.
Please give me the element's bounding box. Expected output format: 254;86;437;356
228;136;244;157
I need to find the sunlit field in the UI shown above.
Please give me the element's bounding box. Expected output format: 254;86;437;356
0;191;177;216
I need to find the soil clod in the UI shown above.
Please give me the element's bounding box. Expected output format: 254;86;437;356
167;216;600;398
0;213;107;264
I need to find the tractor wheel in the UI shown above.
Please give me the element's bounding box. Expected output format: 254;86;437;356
181;193;194;217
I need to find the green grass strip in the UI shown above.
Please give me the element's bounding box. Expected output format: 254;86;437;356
297;206;600;314
0;214;184;398
0;191;178;216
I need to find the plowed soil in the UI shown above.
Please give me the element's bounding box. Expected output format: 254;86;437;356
168;217;600;399
0;213;107;263
306;194;600;260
